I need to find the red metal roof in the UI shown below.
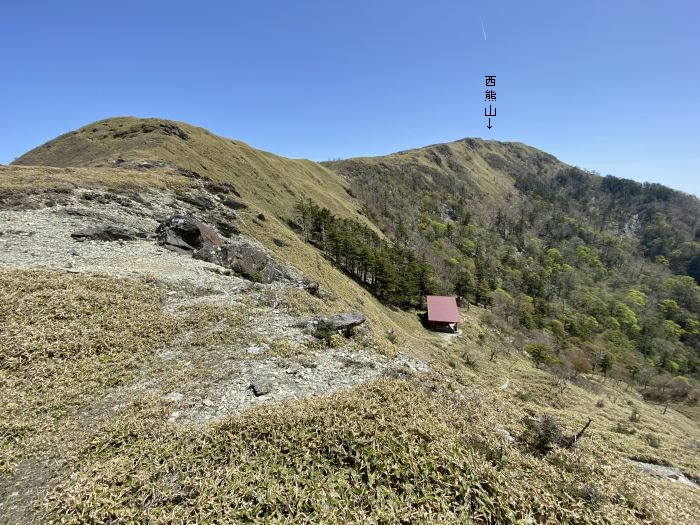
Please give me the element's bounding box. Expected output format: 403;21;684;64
426;295;460;323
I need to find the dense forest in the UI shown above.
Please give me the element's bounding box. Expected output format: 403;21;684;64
295;199;435;307
323;139;700;398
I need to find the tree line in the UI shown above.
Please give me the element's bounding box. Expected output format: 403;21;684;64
295;199;435;308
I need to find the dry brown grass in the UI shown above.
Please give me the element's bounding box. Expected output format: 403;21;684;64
0;269;181;474
11;117;370;228
44;378;698;524
238;215;439;360
0;165;194;195
3;118;698;522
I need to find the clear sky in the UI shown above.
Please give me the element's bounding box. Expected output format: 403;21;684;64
2;1;699;195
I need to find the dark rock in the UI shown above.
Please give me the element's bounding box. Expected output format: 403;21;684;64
304;281;320;296
249;381;272;397
159;123;189;140
71;226;144;242
216;221;241;237
155;215;224;251
205;181;240;197
177;192;215;210
222;197;248;210
159;229;194;252
272;238;289;247
175;167;203;179
193;239;284;283
256;212;266;221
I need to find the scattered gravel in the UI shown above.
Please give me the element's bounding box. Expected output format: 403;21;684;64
168;349;428;425
1;187;431;426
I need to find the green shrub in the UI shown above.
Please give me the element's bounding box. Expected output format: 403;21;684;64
523;414;563;453
525;343;556;367
313;320;337;345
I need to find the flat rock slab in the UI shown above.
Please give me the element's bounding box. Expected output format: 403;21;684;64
71;225;145;242
311;312;366;332
628;460;699;489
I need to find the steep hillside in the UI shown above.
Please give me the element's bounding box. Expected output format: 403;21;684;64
14;117;368;227
324;142;700;385
324;138;700;281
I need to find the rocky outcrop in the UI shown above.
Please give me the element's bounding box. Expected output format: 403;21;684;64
216;220;241;238
304;281;320;296
193;239;284;283
323;312;366;331
156;215;224;252
155;215;285;283
308;312;366;335
71;225;145;242
177;192;215;210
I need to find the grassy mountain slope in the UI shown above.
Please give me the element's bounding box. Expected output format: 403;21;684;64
327;138;565;208
10;117;438;346
13;117;367;226
324;138;699;274
3;119;699;523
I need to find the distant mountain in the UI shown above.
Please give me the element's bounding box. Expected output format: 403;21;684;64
324;139;700;377
324;139;700;282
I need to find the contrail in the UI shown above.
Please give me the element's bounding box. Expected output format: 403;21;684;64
480;16;487;41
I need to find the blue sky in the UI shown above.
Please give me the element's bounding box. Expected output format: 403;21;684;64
2;1;699;195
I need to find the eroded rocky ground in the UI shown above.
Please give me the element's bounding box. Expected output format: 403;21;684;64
0;174;428;422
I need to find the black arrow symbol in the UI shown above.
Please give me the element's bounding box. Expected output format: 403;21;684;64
487;118;492;129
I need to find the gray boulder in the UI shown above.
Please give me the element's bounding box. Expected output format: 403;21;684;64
193;238;284;283
155;215;224;252
249;381;273;397
304;281;320;296
311;312;366;333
